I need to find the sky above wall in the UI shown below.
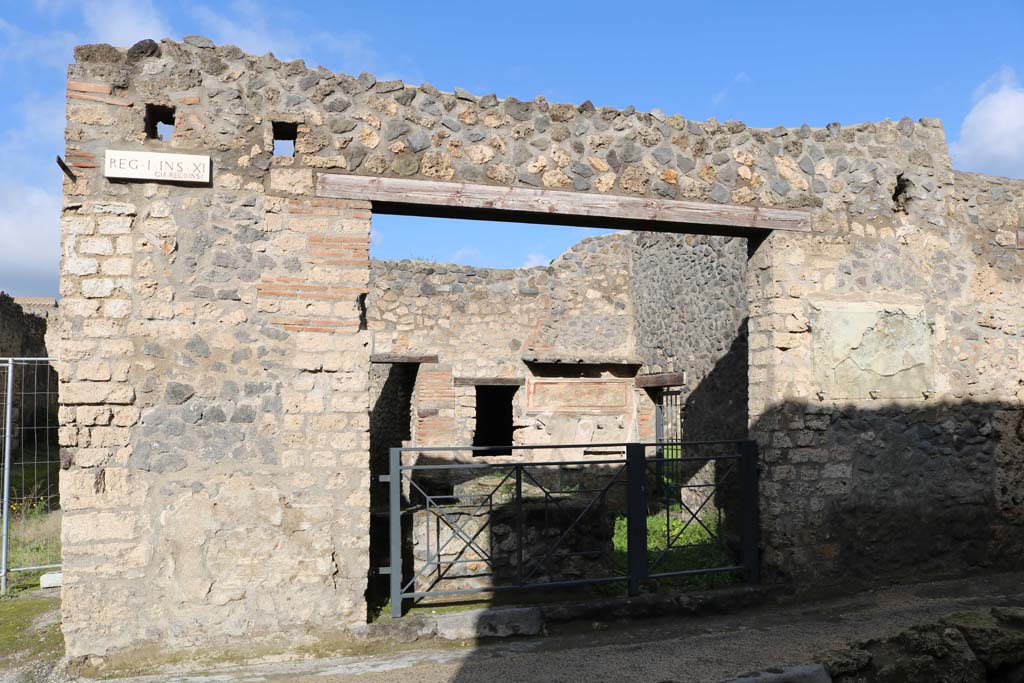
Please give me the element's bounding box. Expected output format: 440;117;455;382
0;0;1022;297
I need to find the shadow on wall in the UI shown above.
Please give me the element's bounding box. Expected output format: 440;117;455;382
682;320;748;441
430;394;1024;682
366;362;419;613
759;397;1024;586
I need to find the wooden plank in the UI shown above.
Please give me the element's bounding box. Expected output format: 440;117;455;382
370;353;439;364
635;371;688;389
453;377;526;386
316;174;811;235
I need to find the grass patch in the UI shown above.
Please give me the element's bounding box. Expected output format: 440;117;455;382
0;590;63;672
9;509;61;570
5;441;62;572
610;507;743;592
387;506;741;618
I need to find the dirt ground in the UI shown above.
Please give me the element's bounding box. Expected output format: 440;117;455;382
6;573;1024;682
44;571;1018;683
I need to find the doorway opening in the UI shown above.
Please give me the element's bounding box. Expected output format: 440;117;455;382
472;385;517;455
361;210;753;620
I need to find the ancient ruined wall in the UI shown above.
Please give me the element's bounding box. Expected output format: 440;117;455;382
369;232;635;375
0;293;49;358
630;234;749;439
369;260;545;379
58;34;1024;663
368;232;638;450
750;141;1024;583
368;230;751;451
59;40;372;662
0;294;56;451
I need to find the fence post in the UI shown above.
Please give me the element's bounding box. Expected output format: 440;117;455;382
739;440;760;585
654;394;664;499
626;443;648;596
515;465;523;585
1;359;14;595
388;447;403;618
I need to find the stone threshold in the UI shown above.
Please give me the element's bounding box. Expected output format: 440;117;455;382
360;583;783;643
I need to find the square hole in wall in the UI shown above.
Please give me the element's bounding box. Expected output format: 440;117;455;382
144;104;176;141
272;121;298;157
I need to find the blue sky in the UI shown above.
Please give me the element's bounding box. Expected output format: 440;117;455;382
1;0;1022;296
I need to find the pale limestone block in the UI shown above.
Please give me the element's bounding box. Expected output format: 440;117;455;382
270;168;314;195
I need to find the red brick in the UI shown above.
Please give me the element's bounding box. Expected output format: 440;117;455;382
67;91;133;107
67;81;112;95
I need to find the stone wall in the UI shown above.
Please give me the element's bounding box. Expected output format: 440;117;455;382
366;361;417;608
630;234;749;439
369;232;636;376
0;292;49;358
0;293;56;452
368;232;648;453
60;40;374;661
368;229;749;452
749;161;1024;583
58;34;1024;664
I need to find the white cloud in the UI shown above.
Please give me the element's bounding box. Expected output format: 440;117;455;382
189;1;396;77
523;252;549;267
190;0;296;57
0;182;61;297
322;30;404;79
711;71;753;110
951;67;1024;179
2;93;67;182
15;93;67;150
0;94;68;297
81;0;170;46
0;18;77;71
450;247;483;263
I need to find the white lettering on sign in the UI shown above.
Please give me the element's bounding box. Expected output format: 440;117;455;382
104;150;211;183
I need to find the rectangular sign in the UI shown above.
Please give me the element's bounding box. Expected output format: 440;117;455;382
104;149;210;183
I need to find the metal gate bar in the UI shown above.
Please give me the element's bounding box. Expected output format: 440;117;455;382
382;440;758;617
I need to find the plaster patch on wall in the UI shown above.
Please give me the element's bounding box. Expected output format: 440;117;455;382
525;378;631;413
811;301;934;400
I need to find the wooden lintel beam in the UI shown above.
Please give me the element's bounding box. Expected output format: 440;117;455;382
316;174;811;235
453;377;527;387
369;353;439;364
635;372;688;389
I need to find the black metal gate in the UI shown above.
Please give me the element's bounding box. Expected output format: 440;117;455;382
654;388;684;504
655;388;684;443
380;441;758;617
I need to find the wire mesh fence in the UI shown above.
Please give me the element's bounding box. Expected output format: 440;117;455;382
1;358;61;592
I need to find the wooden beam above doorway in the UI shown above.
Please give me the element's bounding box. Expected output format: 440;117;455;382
369;353;439;364
453;376;527;387
316;174;812;236
635;371;688;389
